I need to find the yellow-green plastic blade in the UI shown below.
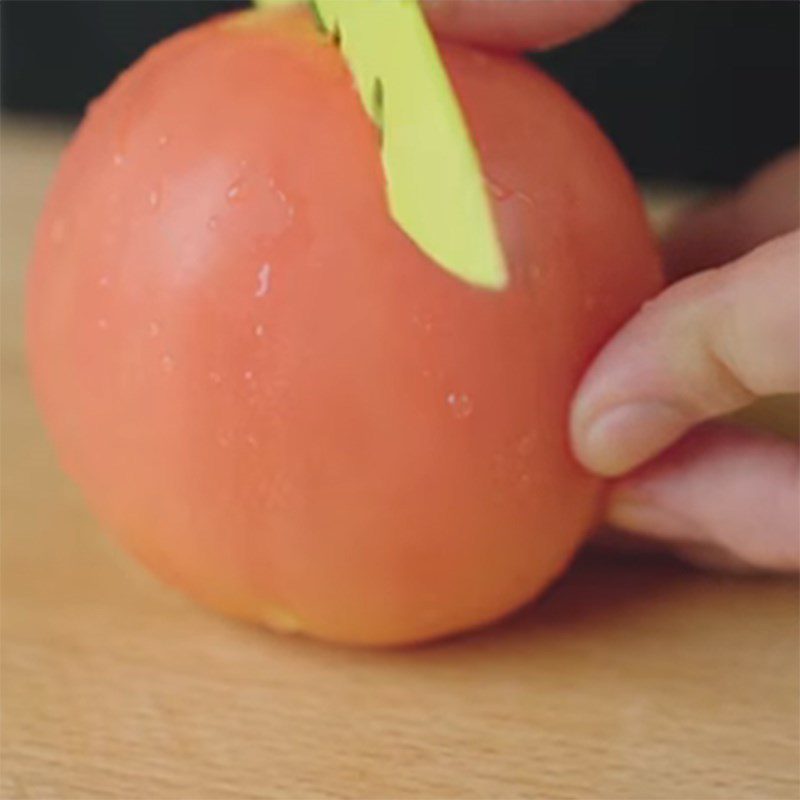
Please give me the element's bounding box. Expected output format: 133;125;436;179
255;0;507;289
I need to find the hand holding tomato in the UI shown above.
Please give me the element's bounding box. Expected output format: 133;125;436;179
424;0;800;572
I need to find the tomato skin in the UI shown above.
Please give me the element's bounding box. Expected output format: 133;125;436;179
26;8;661;645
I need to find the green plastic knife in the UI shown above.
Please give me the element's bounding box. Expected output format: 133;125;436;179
255;0;508;290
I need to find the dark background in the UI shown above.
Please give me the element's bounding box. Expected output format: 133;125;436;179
2;0;798;184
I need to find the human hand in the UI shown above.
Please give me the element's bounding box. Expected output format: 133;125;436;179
571;152;799;572
424;0;637;51
425;0;800;571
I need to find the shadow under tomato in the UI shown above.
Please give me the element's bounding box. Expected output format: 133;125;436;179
240;546;695;658
404;546;691;656
227;531;789;660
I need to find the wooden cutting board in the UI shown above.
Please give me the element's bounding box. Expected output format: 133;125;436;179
2;117;798;800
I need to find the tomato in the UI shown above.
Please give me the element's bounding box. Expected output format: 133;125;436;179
26;8;662;645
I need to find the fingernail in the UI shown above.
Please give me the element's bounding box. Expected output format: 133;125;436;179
577;401;689;475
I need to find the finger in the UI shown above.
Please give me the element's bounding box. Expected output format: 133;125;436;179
422;0;637;51
665;149;800;279
571;231;800;476
607;424;800;572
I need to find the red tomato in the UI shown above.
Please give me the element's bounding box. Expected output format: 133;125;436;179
27;8;662;645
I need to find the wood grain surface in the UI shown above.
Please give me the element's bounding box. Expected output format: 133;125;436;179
2;118;798;800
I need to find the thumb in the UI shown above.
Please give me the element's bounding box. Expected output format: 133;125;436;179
422;0;637;51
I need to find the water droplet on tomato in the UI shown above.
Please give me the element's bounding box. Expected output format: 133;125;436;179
413;312;434;333
148;321;161;338
97;318;108;330
158;134;169;147
515;189;534;207
98;275;110;288
487;179;512;201
516;434;535;456
446;392;473;419
255;263;271;297
254;324;266;338
487;178;533;208
113;153;125;167
246;434;259;449
148;188;161;209
244;370;254;381
226;180;243;201
161;354;174;372
275;187;295;221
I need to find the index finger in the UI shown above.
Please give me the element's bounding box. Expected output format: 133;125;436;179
570;231;800;477
423;0;637;51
